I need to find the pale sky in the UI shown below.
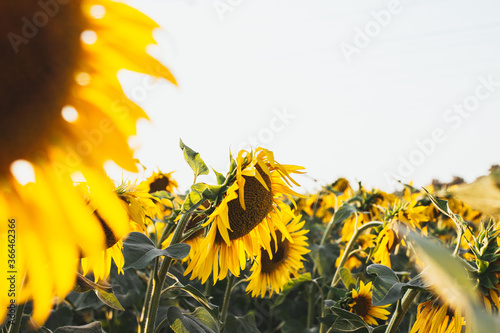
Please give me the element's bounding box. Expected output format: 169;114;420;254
108;0;500;194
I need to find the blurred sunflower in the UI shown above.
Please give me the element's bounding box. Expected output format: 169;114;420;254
184;148;305;284
142;171;179;194
346;280;390;326
335;234;375;270
298;178;354;223
116;182;159;231
339;188;392;243
138;171;180;222
246;209;309;297
371;198;431;267
81;183;158;281
409;300;464;333
0;0;175;323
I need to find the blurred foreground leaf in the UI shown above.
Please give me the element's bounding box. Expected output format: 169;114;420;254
451;175;500;217
406;230;500;332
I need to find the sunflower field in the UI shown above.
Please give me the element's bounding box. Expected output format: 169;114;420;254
2;1;500;333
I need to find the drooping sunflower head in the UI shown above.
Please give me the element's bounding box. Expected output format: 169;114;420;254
80;182;157;281
143;171;179;194
410;300;464;333
116;182;159;231
246;209;310;297
220;148;305;244
0;0;175;323
138;171;180;222
346;280;390;326
184;148;306;283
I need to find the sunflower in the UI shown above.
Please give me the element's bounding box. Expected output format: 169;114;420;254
297;178;354;223
138;171;180;223
142;171;179;194
245;208;309;297
410;300;464;333
184;148;305;284
0;0;175;323
116;182;159;231
371;197;432;268
347;280;390;326
482;284;500;313
81;183;158;281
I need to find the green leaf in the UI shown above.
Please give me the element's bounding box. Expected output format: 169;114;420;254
123;232;191;270
309;244;336;277
54;321;103;333
317;315;337;328
319;307;370;333
182;183;208;214
422;188;450;217
123;232;156;266
168;307;217;333
372;325;388;333
372;273;429;306
165;243;192;260
172;284;220;320
202;185;223;200
339;268;357;289
180;139;209;180
273;273;311;307
190;308;220;332
94;286;125;311
44;304;74;330
366;264;401;306
72;274;124;311
212;168;226;185
224;314;260;333
325;286;348;300
366;264;400;284
328;307;370;333
332;204;358;226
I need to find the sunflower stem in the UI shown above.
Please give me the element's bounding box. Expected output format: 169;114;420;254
220;273;236;326
143;201;201;333
330;221;382;288
153;317;169;333
453;224;463;257
319;213;336;246
385;289;419;333
158;221;176;248
139;258;158;333
8;302;25;333
306;283;316;329
319;220;383;333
